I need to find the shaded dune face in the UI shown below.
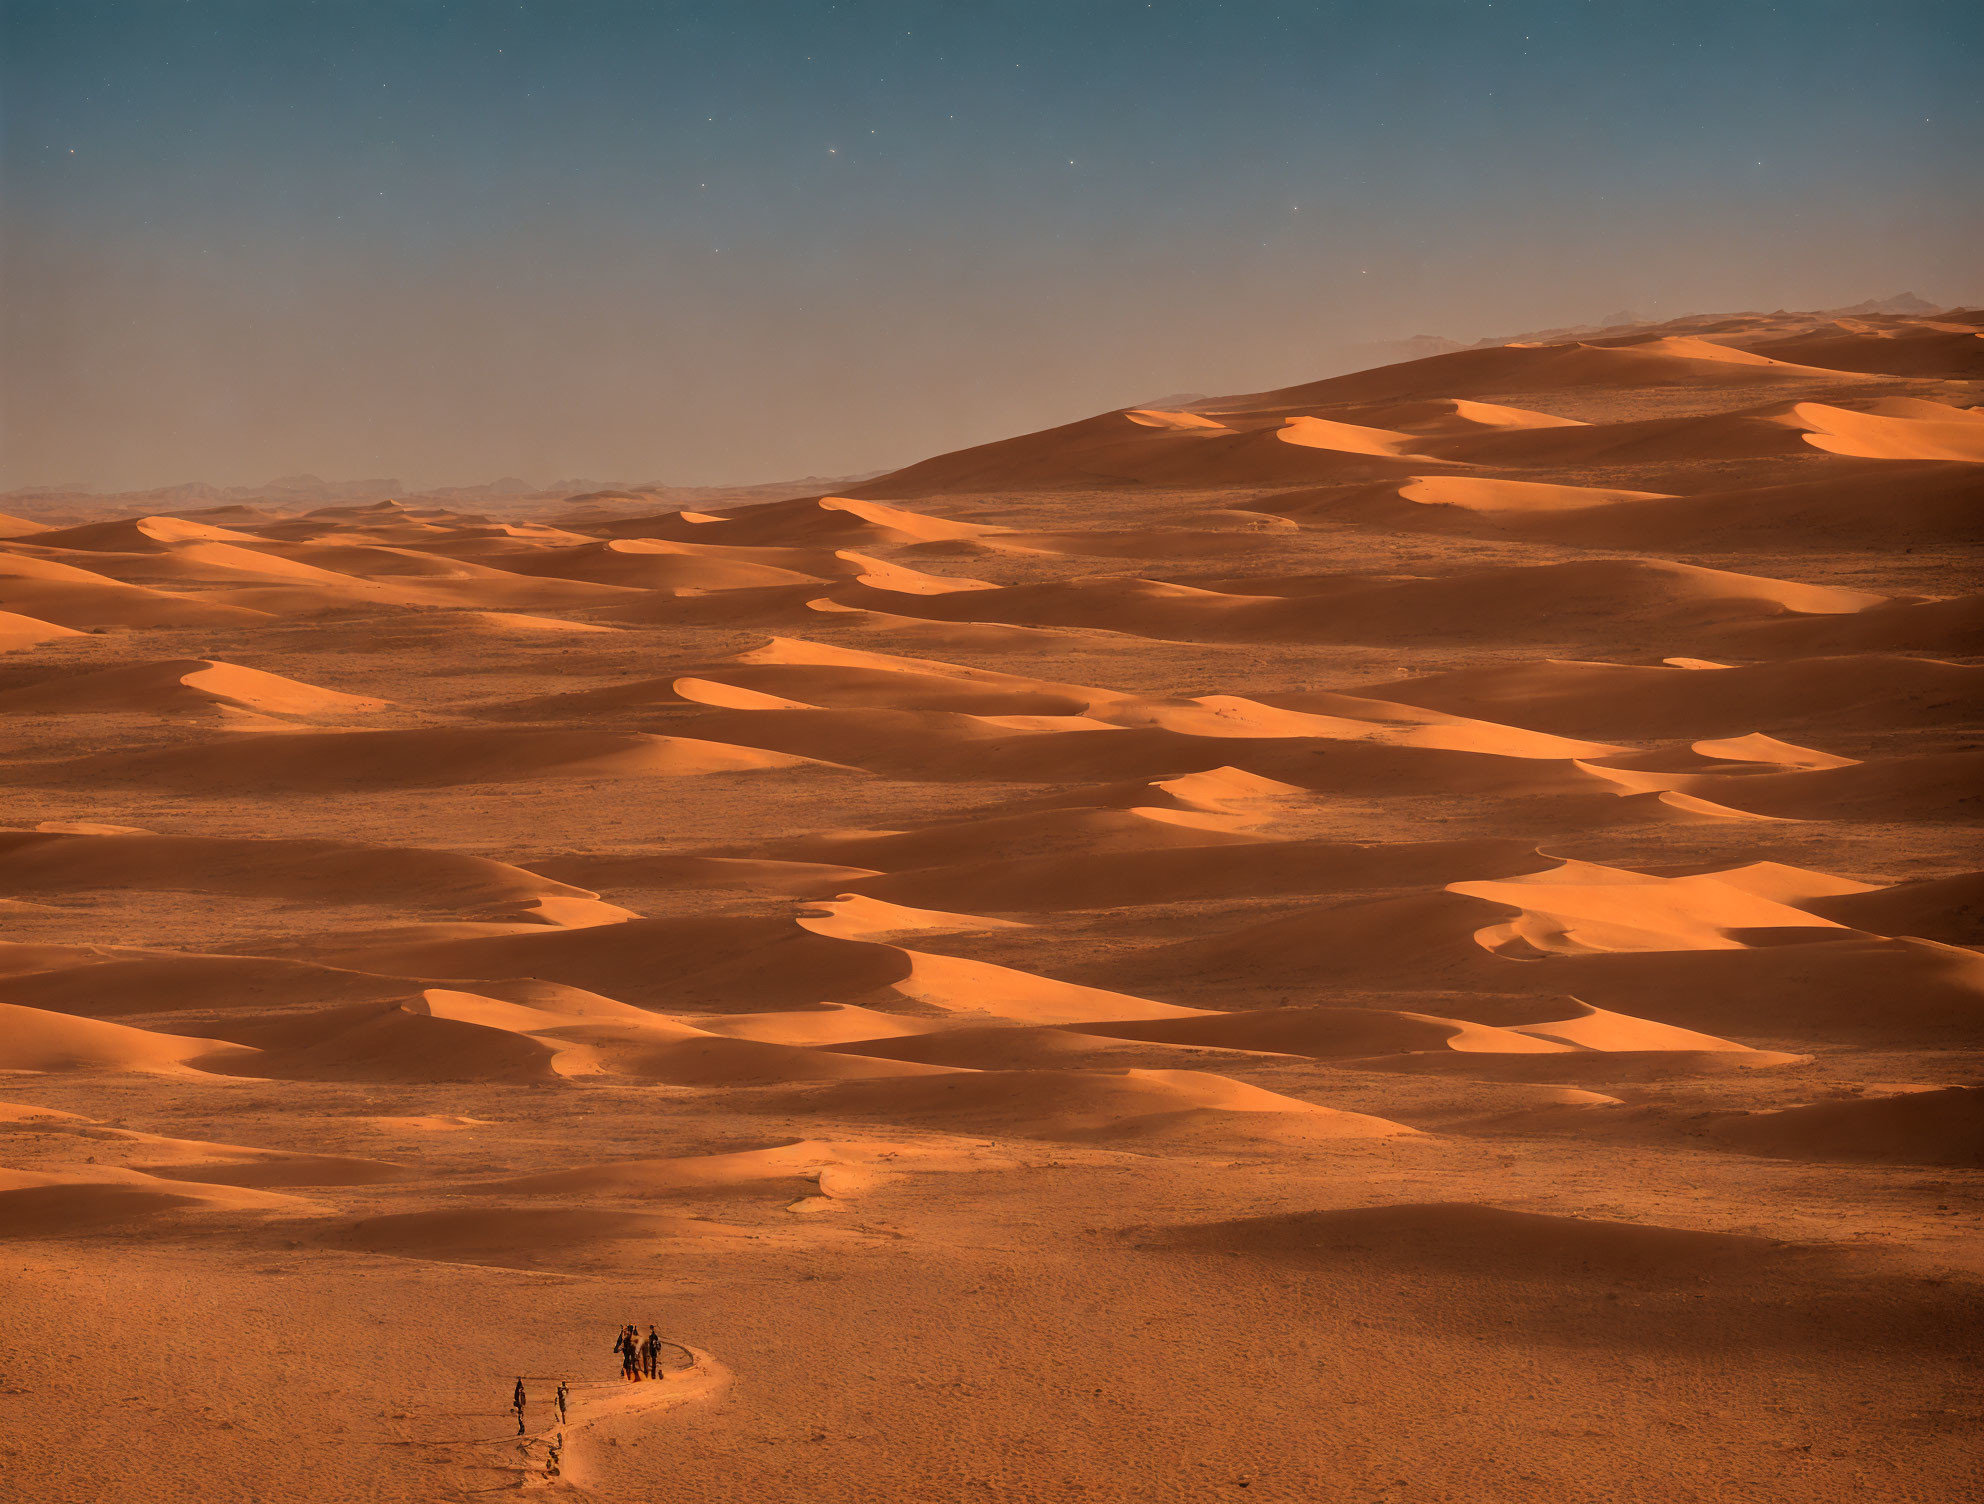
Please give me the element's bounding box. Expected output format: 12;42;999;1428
3;303;1978;1504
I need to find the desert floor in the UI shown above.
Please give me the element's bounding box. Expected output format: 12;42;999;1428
2;320;1981;1502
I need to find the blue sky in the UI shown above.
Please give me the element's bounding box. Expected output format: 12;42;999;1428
4;0;1978;489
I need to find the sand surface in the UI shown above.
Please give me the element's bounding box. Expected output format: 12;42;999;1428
2;313;1980;1502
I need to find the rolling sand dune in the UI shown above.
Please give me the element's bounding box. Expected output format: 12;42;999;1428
1676;748;1984;822
1745;324;1984;378
1802;870;1984;944
774;1067;1414;1143
0;1002;255;1074
11;311;1980;1504
1187;335;1863;415
478;537;832;591
15;514;270;551
1114;873;1984;1042
834;557;1889;648
847;835;1544;912
0;1167;313;1236
0;658;390;717
593;494;1004;547
313;1206;753;1267
1715;590;1984;658
1349;653;1984;738
0;608;85;651
34;726;828;789
1711;1086;1984;1165
1148;1202;1840;1279
0;830;590;905
0;561;275;629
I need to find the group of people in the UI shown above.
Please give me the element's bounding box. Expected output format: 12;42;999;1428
614;1323;667;1381
511;1378;570;1436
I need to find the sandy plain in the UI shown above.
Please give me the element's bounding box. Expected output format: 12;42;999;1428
1;306;1982;1503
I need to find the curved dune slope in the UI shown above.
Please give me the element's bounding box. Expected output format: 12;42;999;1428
0;1168;313;1236
0;659;389;717
0;609;86;651
1150;1202;1838;1279
0;830;589;905
36;728;827;789
774;1068;1415;1144
1202;335;1861;413
1349;654;1984;738
832;558;1887;649
16;515;269;551
1803;872;1984;946
1712;1087;1983;1166
0;1002;254;1075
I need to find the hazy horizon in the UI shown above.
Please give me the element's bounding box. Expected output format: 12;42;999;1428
5;0;1980;493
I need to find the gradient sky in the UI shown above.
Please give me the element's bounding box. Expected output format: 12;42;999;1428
3;0;1979;492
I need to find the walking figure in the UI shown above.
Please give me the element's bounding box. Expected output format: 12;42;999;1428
641;1326;662;1380
546;1433;562;1479
512;1378;526;1435
614;1324;641;1381
554;1381;569;1426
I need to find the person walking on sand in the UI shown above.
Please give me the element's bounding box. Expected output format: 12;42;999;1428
512;1378;527;1435
641;1326;662;1380
554;1381;569;1426
614;1324;641;1381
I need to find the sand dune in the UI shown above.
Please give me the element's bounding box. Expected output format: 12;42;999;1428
37;727;828;789
0;658;389;717
1349;654;1984;738
1717;591;1983;658
691;1004;946;1046
1075;1006;1569;1059
1266;461;1984;553
481;537;831;591
294;909;1198;1025
1261;474;1670;529
851;340;1866;495
0;608;85;651
1677;748;1984;822
754;805;1268;871
1119;876;1984;1042
774;1067;1414;1144
0;560;275;629
1746;324;1984;378
847;835;1543;912
16;514;270;551
0;1002;255;1074
1197;335;1860;414
1711;1087;1983;1166
1149;1202;1835;1280
0;829;589;905
1802;871;1984;945
594;494;1004;547
1522;459;1984;551
205;1001;566;1084
526;852;877;897
833;558;1888;649
0;1167;312;1236
314;1206;751;1266
463;1137;976;1200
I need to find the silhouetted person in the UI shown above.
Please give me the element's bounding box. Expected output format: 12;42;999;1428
512;1378;526;1435
641;1326;662;1380
614;1324;641;1380
554;1381;569;1425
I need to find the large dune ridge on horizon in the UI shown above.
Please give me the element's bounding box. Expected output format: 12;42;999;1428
2;304;1980;1504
